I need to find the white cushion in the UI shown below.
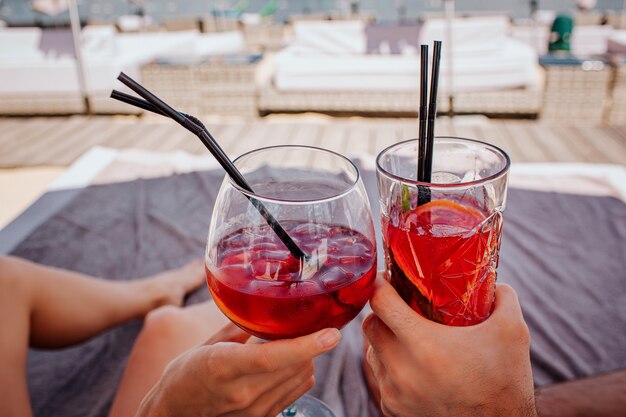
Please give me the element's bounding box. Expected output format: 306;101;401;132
81;25;118;59
0;27;44;61
608;30;626;53
419;16;510;56
195;31;245;56
275;38;539;93
571;25;613;55
292;20;366;55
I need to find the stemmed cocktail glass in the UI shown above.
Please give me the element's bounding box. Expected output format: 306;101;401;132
205;145;377;416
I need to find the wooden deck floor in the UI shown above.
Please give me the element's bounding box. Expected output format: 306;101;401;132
1;116;625;168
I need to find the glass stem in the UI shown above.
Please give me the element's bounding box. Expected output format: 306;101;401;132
282;403;298;417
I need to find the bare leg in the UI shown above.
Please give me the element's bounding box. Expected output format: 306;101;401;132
109;301;230;417
0;258;33;417
0;255;205;417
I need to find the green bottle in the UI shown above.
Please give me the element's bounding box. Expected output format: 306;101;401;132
549;14;574;52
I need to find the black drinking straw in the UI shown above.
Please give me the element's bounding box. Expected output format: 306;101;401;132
112;73;307;261
417;44;429;182
111;90;165;115
112;90;210;133
423;40;442;183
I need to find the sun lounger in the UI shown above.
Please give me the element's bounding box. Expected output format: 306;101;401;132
263;17;542;116
0;26;245;115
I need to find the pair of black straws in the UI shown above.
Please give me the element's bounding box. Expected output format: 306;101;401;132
417;40;442;184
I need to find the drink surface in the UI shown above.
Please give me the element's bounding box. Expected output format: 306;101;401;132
206;222;376;339
383;199;502;326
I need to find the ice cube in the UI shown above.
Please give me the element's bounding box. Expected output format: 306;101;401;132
215;265;251;290
318;266;349;291
432;171;462;184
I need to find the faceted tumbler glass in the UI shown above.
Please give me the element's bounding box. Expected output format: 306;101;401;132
376;137;510;326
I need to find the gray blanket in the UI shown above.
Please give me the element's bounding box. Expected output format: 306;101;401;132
10;169;626;417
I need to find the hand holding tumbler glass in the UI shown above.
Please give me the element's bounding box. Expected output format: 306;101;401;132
376;137;510;326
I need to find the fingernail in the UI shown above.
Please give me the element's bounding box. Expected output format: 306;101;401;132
317;328;341;349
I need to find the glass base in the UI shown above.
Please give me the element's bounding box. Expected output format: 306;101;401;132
279;394;336;417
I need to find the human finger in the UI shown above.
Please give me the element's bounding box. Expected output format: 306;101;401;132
490;284;525;323
236;363;315;417
362;313;398;359
488;284;530;343
246;336;265;344
238;328;341;373
265;374;316;417
365;345;386;382
369;275;429;337
362;343;382;408
205;322;251;345
235;359;313;407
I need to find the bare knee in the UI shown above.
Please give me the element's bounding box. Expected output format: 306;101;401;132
141;305;187;340
0;256;32;299
0;256;15;281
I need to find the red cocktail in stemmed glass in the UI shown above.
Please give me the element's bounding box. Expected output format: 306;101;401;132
205;145;377;416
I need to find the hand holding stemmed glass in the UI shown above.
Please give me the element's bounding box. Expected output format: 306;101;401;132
205;145;377;416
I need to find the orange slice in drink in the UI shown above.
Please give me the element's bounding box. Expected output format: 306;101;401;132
405;199;485;232
389;200;486;308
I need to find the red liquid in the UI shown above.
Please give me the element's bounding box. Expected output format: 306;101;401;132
206;222;376;339
383;200;503;326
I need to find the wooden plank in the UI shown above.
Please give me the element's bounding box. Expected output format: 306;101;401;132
552;125;610;163
167;123;227;155
527;123;584;162
290;123;321;147
144;123;189;152
372;123;399;156
126;122;185;151
306;121;348;173
31;119;117;166
342;121;374;157
513;123;563;162
269;123;320;168
0;119;55;140
0;121;28;139
0;118;89;167
500;122;551;163
449;123;540;162
286;124;322;168
0;120;66;157
152;125;200;154
309;126;327;167
176;126;211;154
464;124;494;142
496;122;543;162
433;119;454;137
396;119;419;141
81;121;134;148
2;117;625;169
229;121;270;157
0;121;55;154
317;122;347;155
263;123;298;164
473;124;523;162
213;123;248;157
588;126;626;165
448;124;481;141
97;120;141;149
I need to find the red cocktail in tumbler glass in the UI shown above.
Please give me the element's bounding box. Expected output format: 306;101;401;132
205;146;377;416
376;137;510;326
